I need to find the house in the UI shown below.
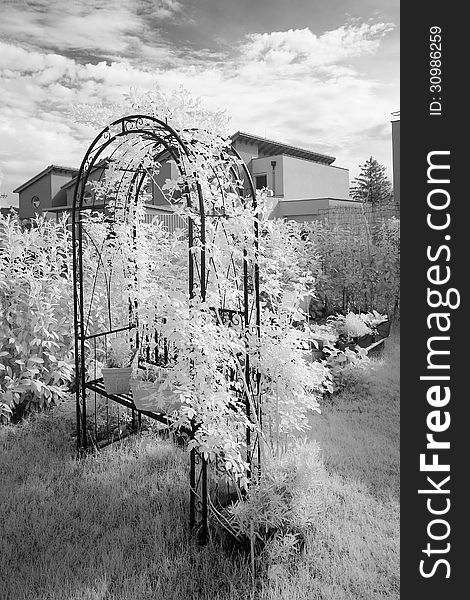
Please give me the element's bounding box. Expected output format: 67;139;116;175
231;131;352;222
12;161;162;224
391;113;400;203
0;206;17;219
13;165;78;220
13;132;352;224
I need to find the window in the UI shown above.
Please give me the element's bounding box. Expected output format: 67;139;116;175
83;190;93;204
31;196;40;208
255;174;267;190
144;179;154;203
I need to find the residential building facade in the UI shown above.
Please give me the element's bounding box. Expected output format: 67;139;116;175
13;165;78;220
231;131;353;222
14;132;354;224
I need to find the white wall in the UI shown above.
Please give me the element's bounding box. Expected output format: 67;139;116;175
251;155;284;197
51;172;75;208
51;172;74;198
282;155;349;200
18;176;51;219
232;138;259;166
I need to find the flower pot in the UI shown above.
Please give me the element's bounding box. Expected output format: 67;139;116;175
376;320;391;339
368;338;385;358
355;333;375;348
101;367;132;395
336;339;355;352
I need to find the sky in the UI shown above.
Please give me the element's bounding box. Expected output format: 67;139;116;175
0;0;399;207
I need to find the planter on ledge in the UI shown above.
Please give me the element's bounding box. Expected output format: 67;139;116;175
376;320;391;339
336;338;356;352
355;333;375;348
131;378;181;413
102;367;132;395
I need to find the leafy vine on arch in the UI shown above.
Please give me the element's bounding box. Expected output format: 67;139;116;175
72;93;331;540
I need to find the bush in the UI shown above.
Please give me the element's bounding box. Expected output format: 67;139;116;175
306;217;400;318
323;346;371;393
224;441;325;576
0;215;74;421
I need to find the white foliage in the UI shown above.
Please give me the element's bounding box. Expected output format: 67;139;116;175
74;88;331;482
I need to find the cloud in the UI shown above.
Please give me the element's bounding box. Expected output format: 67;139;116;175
0;20;398;207
238;24;394;77
0;0;185;59
148;0;184;20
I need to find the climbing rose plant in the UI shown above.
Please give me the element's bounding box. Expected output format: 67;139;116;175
73;86;332;485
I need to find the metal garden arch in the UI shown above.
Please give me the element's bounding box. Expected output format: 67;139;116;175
71;114;261;542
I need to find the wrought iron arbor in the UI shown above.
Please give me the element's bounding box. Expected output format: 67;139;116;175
72;115;261;542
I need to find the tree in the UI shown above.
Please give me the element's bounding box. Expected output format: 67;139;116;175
350;157;393;205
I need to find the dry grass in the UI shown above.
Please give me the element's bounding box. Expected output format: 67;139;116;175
0;421;253;600
311;334;400;501
292;332;400;599
0;335;399;600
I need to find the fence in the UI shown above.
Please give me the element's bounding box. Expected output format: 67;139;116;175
317;203;400;234
144;207;187;232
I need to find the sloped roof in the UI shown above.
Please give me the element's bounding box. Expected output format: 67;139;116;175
15;131;337;196
13;164;78;193
231;131;336;165
60;160;108;190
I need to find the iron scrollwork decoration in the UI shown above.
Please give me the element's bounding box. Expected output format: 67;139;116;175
71;115;261;544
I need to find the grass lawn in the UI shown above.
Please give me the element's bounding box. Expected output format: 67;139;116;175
0;334;399;600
